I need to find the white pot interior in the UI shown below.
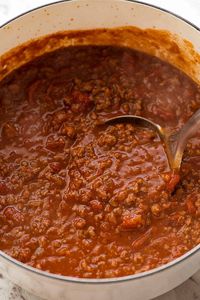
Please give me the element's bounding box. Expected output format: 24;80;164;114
0;0;200;53
0;0;200;84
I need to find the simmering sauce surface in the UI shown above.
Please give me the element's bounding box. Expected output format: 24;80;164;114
0;46;200;278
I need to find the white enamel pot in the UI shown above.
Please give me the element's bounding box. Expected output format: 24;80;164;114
0;1;200;299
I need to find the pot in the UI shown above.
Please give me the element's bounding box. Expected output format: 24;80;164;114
0;1;200;299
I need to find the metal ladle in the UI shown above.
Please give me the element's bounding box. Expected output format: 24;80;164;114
104;108;200;171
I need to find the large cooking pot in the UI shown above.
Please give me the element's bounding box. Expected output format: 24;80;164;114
0;1;200;299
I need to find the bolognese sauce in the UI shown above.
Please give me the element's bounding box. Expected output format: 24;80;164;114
0;45;199;278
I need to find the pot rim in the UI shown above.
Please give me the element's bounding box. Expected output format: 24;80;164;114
0;0;199;285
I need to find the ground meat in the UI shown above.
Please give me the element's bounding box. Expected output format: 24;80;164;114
0;45;200;279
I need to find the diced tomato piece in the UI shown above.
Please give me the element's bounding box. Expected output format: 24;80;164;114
49;162;62;173
121;213;144;230
71;90;93;112
166;172;180;192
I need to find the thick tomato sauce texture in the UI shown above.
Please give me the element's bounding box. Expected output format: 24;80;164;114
0;46;200;278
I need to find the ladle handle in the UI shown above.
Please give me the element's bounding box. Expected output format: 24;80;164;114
173;108;200;169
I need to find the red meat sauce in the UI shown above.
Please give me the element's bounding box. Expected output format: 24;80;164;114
0;45;200;278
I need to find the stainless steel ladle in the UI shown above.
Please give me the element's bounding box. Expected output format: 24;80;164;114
104;108;200;171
